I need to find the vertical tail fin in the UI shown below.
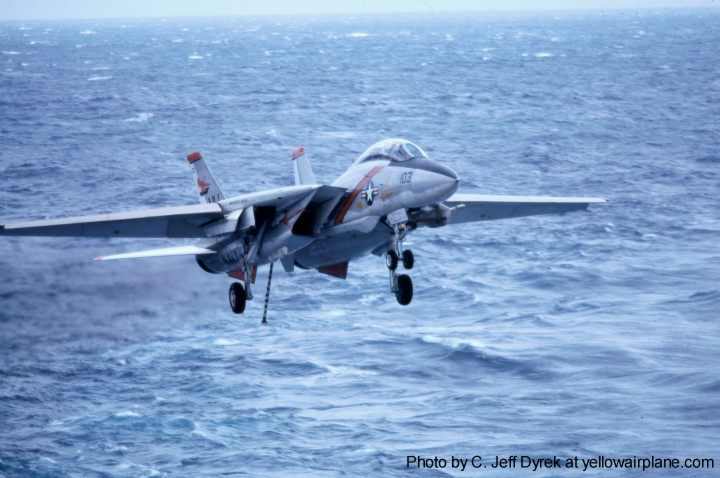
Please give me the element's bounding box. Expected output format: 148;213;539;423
291;146;316;185
187;152;225;203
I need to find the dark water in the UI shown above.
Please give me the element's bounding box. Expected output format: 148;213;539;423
1;9;719;477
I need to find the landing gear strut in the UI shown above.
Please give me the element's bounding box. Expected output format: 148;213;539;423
386;250;399;271
386;221;414;306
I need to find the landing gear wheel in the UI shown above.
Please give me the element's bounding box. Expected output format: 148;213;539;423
228;282;247;314
395;274;413;306
402;249;414;270
386;250;399;271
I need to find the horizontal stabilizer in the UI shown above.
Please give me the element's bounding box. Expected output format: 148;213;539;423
95;245;215;261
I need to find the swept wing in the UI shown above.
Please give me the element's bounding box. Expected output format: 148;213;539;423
444;194;606;224
0;203;223;238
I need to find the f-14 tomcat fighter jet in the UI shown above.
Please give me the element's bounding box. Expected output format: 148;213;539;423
0;139;604;321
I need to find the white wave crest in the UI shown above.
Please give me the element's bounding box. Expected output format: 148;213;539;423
213;337;241;346
114;410;141;418
123;112;154;123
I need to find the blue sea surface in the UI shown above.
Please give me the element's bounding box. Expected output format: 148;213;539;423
1;9;719;477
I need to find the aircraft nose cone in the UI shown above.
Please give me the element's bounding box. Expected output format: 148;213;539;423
436;163;459;181
434;166;459;199
441;173;459;197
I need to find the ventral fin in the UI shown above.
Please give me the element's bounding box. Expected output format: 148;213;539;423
317;261;348;279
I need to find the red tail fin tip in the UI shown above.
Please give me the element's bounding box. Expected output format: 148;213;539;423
291;146;305;161
187;151;203;163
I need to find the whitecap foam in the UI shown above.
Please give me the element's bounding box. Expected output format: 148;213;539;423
2;51;21;55
114;410;141;417
87;75;112;81
213;337;241;346
347;32;370;38
188;53;204;60
123;112;154;123
79;30;96;36
318;130;357;139
535;52;554;58
321;309;346;318
421;334;488;351
324;364;375;376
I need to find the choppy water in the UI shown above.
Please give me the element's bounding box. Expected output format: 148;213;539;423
1;9;719;477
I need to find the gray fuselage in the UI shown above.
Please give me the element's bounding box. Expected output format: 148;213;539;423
291;156;458;269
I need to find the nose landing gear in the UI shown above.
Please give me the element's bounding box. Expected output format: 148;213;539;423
393;273;413;305
386;250;399;270
401;249;414;270
386;222;414;306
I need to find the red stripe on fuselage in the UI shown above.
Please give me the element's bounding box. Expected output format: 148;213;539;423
334;165;384;224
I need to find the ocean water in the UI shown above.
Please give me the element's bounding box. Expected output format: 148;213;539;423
1;9;719;477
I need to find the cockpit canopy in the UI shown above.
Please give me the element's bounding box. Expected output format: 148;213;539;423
354;138;429;164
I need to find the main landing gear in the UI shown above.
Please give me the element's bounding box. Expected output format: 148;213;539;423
387;225;414;306
228;260;253;316
227;262;274;324
228;282;247;314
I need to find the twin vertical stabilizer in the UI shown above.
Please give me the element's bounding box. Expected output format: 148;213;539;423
291;146;316;185
187;152;225;203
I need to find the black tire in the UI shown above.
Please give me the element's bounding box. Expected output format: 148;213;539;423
386;250;399;271
395;274;413;306
228;282;247;314
402;249;414;270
